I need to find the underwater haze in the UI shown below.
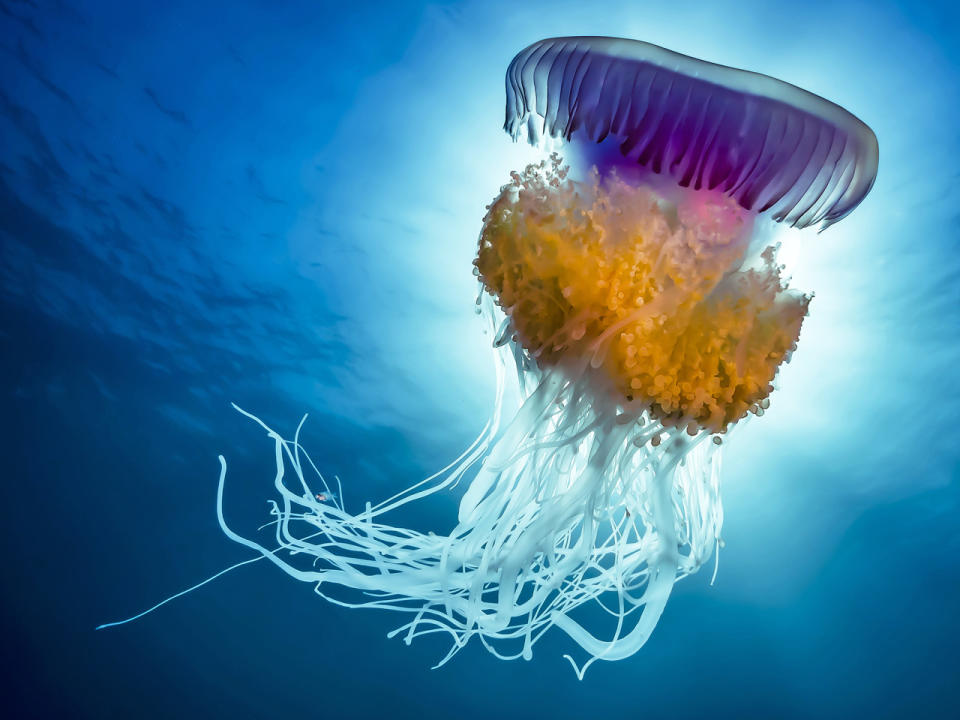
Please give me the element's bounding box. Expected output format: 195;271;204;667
2;0;959;718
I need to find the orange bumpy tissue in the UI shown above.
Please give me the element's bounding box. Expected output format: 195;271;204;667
476;156;810;433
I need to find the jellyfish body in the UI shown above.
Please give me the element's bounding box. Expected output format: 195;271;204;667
217;37;877;674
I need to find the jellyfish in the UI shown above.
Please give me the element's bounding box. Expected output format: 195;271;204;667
205;37;877;675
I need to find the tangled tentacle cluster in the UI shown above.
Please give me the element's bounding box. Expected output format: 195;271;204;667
217;302;724;676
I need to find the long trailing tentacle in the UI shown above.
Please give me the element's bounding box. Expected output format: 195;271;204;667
99;297;724;678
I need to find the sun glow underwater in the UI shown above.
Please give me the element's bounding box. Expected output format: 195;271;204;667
101;37;878;677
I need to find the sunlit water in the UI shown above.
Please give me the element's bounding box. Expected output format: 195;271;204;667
2;1;958;718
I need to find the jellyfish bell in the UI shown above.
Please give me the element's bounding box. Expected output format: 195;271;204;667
103;37;877;676
506;36;879;230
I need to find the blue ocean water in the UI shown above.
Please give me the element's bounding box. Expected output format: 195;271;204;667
2;0;958;717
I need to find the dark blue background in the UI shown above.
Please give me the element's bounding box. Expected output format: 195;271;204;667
2;1;958;718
